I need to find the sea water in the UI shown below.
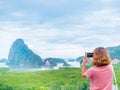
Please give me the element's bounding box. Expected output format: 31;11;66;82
0;62;80;72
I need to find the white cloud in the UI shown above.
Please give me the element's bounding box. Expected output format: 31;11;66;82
0;21;93;58
11;12;26;17
34;43;86;58
0;0;120;59
11;11;40;19
0;20;120;59
84;8;120;28
100;0;118;3
26;0;69;7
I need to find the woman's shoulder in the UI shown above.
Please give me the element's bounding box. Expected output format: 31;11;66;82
93;64;112;71
87;64;112;72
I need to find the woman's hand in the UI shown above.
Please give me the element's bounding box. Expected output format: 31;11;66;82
83;52;89;64
81;52;89;77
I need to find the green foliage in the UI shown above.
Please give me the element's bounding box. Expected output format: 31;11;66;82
0;83;13;90
0;65;119;90
0;68;9;74
112;64;120;89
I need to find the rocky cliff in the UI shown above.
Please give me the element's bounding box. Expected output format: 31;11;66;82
107;45;120;60
44;57;70;67
8;39;43;67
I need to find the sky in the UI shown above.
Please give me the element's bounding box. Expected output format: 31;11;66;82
0;0;120;59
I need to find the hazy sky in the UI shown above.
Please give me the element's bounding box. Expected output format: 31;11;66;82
0;0;120;59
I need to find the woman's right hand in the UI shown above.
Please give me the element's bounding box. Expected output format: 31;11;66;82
83;52;88;63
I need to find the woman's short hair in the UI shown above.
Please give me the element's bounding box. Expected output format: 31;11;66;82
92;47;111;66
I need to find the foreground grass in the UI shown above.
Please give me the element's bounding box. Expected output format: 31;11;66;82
113;64;120;89
0;67;89;90
0;64;119;90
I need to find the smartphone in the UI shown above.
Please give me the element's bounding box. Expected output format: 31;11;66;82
87;53;93;57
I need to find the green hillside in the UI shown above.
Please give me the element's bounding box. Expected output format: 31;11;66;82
0;65;119;90
107;45;120;60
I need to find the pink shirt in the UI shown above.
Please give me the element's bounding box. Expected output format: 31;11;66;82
84;64;112;90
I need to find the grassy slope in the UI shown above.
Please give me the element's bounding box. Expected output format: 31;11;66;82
0;65;119;90
0;67;89;90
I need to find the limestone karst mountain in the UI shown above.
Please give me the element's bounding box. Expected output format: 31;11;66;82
8;39;43;67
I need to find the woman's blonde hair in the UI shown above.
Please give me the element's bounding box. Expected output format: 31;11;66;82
92;47;111;66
